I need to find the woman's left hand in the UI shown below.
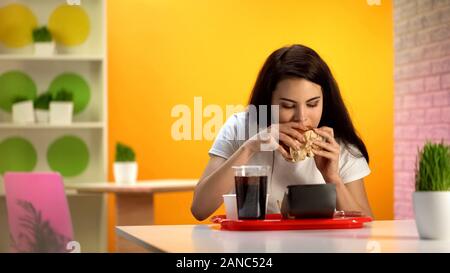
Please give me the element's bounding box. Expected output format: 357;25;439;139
311;127;341;184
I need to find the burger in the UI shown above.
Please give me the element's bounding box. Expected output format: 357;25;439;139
289;129;324;162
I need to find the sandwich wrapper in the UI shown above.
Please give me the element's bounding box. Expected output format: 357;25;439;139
289;129;324;162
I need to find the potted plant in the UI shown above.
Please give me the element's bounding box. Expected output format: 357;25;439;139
49;89;74;125
12;96;35;124
413;141;450;240
32;26;54;55
114;142;138;185
34;92;52;123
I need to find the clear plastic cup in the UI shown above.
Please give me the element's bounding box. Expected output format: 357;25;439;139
232;165;270;220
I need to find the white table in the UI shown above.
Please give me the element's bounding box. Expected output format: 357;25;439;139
116;220;450;253
66;179;198;252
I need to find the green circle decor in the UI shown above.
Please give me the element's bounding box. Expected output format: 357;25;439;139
48;73;91;114
47;135;90;177
0;71;37;112
0;137;37;175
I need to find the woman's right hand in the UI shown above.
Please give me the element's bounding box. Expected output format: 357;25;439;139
243;122;307;161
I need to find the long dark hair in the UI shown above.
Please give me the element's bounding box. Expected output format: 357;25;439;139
248;44;369;163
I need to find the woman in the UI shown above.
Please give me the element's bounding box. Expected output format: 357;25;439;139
191;44;373;221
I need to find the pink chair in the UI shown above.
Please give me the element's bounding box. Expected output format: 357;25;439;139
3;172;74;253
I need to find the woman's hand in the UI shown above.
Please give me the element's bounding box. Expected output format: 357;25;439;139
311;127;342;184
244;122;306;161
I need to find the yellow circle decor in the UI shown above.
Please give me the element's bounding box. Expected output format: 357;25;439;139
0;4;37;48
48;4;90;46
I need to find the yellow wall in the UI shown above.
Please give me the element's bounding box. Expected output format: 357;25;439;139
108;0;393;249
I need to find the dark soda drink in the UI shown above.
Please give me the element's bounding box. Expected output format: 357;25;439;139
235;175;268;220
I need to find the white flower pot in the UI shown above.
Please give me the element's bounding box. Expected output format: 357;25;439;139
12;101;35;124
49;102;73;125
413;191;450;240
114;162;138;185
35;109;49;123
34;42;54;56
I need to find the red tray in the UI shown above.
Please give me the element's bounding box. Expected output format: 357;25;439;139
211;214;372;231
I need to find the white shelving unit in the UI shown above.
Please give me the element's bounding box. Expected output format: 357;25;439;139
0;0;108;252
0;55;104;61
0;122;105;129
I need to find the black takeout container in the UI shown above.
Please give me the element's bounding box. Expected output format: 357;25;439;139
281;184;336;219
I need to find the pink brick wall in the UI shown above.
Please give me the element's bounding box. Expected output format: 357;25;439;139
394;0;450;219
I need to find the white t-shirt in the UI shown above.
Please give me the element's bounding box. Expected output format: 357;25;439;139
208;112;371;213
